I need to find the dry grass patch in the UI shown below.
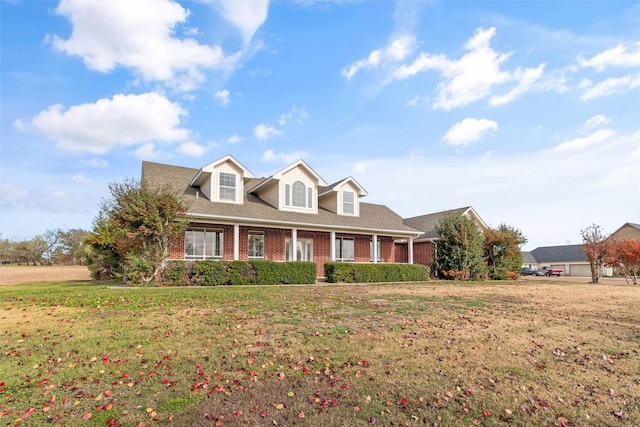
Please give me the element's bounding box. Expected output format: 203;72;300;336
0;281;638;426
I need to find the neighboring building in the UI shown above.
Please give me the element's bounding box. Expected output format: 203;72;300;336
521;251;538;269
403;207;489;268
608;223;640;241
528;244;593;276
141;155;422;277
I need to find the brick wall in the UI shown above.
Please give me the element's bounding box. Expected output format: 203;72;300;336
169;222;414;279
413;241;436;267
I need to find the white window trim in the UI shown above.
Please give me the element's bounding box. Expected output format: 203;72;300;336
284;181;314;210
335;237;355;262
185;229;224;260
342;190;355;215
219;171;237;203
248;231;264;259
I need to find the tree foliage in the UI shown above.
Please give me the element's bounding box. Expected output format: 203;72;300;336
580;224;613;284
85;178;190;285
483;224;527;280
435;213;487;280
606;239;640;285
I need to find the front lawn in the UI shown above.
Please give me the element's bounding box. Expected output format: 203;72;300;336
1;280;638;426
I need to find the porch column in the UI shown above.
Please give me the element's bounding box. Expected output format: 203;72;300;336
291;228;297;261
330;231;336;261
233;224;240;260
372;234;378;263
408;236;414;264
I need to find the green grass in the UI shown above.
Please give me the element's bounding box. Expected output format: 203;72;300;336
1;280;639;426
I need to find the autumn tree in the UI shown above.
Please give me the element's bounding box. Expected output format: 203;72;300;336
85;179;189;284
607;239;640;285
580;224;613;284
483;224;527;280
435;213;487;280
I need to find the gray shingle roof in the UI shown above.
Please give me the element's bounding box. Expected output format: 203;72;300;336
521;251;538;264
403;207;472;240
530;244;587;263
141;161;420;237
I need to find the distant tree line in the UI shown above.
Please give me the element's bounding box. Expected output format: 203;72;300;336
0;229;89;266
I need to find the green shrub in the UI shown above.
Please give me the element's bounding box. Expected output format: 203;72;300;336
324;263;430;283
124;254;155;286
161;261;191;286
162;260;316;286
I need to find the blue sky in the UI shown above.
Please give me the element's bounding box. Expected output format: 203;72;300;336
1;0;638;250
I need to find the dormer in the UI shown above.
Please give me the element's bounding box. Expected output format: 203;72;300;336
318;177;368;217
249;160;328;214
189;155;254;204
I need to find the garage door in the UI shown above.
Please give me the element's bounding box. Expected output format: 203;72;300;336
569;264;591;277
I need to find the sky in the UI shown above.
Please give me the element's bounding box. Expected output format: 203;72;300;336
1;0;639;251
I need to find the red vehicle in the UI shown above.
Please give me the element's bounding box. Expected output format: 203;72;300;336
541;267;563;276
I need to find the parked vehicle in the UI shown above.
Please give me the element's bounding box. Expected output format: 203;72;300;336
541;266;563;276
520;267;538;276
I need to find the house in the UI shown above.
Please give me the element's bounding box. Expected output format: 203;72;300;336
529;245;592;276
402;207;489;268
141;155;422;277
521;251;538;269
608;223;640;241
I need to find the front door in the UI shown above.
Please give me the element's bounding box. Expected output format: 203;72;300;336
285;238;313;261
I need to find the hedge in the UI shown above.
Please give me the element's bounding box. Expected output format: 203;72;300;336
324;262;430;283
161;260;316;286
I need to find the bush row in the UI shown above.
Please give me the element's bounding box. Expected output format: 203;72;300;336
161;260;316;286
324;262;430;283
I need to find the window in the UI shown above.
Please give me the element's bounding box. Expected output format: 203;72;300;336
219;172;236;202
292;181;306;207
370;239;381;262
335;237;355;262
185;229;223;259
285;181;312;208
285;239;313;261
343;191;355;215
248;232;264;259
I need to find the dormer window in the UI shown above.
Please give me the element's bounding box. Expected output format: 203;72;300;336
219;172;236;202
285;181;313;209
343;191;355;215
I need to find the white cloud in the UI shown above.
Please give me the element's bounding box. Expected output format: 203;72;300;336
343;35;416;80
214;89;230;106
581;73;640;100
262;149;309;163
25;93;189;154
489;64;545;106
227;134;243;144
578;42;640;71
584;114;610;128
442;118;498;147
1;183;27;204
79;157;109;168
550;128;615;152
134;143;161;160
278;106;310;126
72;173;92;183
393;27;545;110
254;123;282;140
176;141;207;157
50;0;238;91
214;0;269;45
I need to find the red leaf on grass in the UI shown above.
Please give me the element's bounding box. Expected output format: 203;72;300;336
21;408;36;419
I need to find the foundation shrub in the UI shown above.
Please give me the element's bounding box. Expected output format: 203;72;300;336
324;262;430;283
162;260;316;286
